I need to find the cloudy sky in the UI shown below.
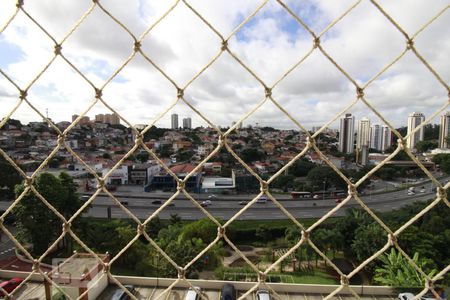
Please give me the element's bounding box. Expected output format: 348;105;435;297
0;0;448;130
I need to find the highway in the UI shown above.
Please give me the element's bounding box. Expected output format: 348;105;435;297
0;182;442;221
81;186;438;220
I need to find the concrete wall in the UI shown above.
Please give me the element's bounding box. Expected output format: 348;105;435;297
88;273;108;300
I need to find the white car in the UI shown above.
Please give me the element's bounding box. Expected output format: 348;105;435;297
256;290;271;300
407;191;415;196
208;194;217;199
185;286;201;300
420;188;426;193
398;292;435;300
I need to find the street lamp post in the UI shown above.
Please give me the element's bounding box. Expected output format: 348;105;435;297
322;180;327;201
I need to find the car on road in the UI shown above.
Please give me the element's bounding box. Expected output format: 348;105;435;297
420;187;426;193
407;191;415;196
257;196;268;203
313;194;319;199
111;285;136;300
0;278;24;296
200;200;212;207
238;201;248;205
208;194;218;199
256;290;271;300
151;200;162;205
185;286;201;300
334;198;343;204
166;202;175;207
220;283;236;300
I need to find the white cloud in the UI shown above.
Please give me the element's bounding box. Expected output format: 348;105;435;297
0;0;448;130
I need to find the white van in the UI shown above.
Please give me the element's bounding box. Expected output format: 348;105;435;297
256;290;271;300
185;286;201;300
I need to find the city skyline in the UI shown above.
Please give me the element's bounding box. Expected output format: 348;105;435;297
0;1;448;129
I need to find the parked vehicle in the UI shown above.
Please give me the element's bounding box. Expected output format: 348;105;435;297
398;292;435;300
208;194;218;199
220;283;236;300
0;278;23;296
238;201;248;205
111;285;136;300
185;286;201;300
256;290;271;300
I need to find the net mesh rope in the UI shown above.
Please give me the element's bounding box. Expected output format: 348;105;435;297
0;0;449;299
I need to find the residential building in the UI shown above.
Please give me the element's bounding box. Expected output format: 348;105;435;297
407;112;425;150
95;113;120;125
356;118;371;149
171;113;179;129
182;117;192;129
381;125;392;152
370;124;382;151
339;113;355;154
439;112;450;149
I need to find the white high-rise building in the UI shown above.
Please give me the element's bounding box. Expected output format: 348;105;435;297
407;112;425;150
356;118;371;149
439;112;450;149
182;117;192;129
339;113;355;154
171;113;179;130
381;125;392;152
370;124;382;151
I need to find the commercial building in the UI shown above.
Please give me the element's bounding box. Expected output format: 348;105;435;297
338;113;355;154
171;113;179;129
407;112;425;150
439;112;450;149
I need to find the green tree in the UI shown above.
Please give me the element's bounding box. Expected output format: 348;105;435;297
13;172;82;255
415;140;438;153
290;159;316;177
240;148;266;163
374;249;437;287
0;155;22;200
307;166;345;190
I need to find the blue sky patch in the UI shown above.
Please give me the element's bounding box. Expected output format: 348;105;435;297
0;36;24;69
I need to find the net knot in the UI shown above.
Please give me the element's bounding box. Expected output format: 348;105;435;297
258;272;266;282
306;136;315;148
57;134;65;145
134;134;143;144
340;274;349;286
260;181;268;193
134;41;141;52
62;222;71;232
218;226;225;237
20;90;28;99
348;184;357;196
388;233;397;246
313;37;320;48
406;38;414;50
301;230;310;241
97;178;105;189
32;259;40;271
265;87;272;97
25;176;33;187
177;180;185;191
16;0;24;8
221;40;228;51
437;187;447;200
177;88;184;98
177;267;186;279
95;88;102;98
356;87;364;98
398;138;406;150
137;224;145;235
54;44;62;55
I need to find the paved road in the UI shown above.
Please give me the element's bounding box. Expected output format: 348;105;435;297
79;187;438;220
0;179;443;220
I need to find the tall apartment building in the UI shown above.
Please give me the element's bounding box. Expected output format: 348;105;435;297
439;112;450;149
356;118;370;165
370;124;382;151
356;118;371;149
171;114;179;130
182;117;192;129
407;112;425;150
381;125;392;152
339;113;355;154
